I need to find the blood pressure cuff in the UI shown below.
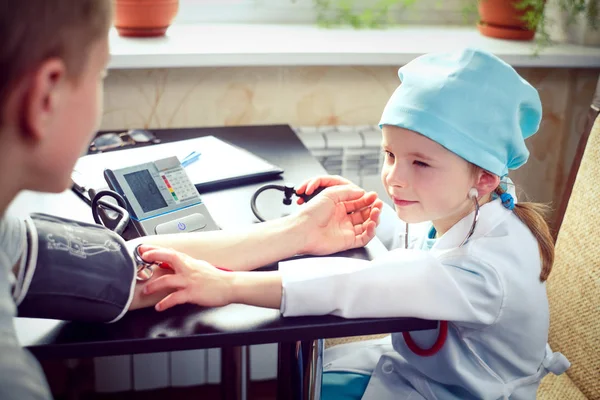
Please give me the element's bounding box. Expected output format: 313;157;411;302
14;213;136;323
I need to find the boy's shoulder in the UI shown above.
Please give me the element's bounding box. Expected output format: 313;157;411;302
0;216;26;264
0;215;29;286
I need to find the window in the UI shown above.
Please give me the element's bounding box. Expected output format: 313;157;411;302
176;0;469;26
176;0;316;24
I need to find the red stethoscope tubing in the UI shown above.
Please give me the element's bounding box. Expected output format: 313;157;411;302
403;320;448;356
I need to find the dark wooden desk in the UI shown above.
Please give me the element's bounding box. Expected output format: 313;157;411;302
11;124;436;399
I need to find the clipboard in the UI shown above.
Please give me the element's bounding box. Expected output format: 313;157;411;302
72;136;284;200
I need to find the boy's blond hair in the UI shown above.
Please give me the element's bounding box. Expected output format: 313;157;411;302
0;0;112;125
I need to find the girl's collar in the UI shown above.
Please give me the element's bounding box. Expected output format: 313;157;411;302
430;198;512;251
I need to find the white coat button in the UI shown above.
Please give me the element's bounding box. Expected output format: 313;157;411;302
382;361;394;374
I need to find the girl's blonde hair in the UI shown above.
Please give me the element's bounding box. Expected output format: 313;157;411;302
471;164;555;282
494;187;554;282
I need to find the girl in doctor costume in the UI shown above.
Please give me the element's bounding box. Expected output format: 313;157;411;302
139;48;570;399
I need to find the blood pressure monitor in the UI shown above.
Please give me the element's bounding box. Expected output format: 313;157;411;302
104;156;219;237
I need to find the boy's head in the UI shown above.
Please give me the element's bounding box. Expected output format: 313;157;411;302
379;48;542;230
0;0;112;195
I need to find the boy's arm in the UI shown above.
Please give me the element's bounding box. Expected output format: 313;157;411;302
5;214;161;321
128;269;174;310
10;236;165;313
0;218;52;400
0;282;53;400
129;185;381;272
127;214;307;272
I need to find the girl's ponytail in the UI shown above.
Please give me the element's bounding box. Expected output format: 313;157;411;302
495;187;555;281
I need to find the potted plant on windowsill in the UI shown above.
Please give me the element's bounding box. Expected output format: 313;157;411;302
473;0;599;45
114;0;180;37
297;0;598;47
475;0;546;41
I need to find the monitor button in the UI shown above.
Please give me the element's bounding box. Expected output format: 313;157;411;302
154;213;207;234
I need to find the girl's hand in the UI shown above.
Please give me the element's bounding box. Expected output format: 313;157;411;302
137;245;234;312
298;185;383;255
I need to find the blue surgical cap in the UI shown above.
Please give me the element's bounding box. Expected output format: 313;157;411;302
379;48;542;177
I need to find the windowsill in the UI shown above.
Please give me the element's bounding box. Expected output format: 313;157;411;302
108;23;600;69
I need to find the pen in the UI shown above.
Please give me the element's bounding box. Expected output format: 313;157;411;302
71;185;92;206
181;151;201;167
71;180;92;206
182;151;197;161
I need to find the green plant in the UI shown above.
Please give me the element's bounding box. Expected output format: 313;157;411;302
291;0;418;28
461;0;546;31
295;0;598;50
515;0;550;44
557;0;599;29
465;0;599;45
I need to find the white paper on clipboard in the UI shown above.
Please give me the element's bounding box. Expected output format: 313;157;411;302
72;135;283;193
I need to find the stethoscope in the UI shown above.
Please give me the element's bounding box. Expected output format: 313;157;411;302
90;181;321;231
132;243;176;282
90;189;130;236
250;183;325;222
133;244;155;281
89;183;320;280
89;190;160;281
402;188;480;356
91;181;482;353
252;183;483;357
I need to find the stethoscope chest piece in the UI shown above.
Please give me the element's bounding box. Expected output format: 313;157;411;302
133;244;154;282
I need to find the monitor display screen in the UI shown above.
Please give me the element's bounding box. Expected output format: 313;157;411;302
124;170;168;213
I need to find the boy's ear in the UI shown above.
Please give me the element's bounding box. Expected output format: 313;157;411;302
22;58;67;141
475;169;500;197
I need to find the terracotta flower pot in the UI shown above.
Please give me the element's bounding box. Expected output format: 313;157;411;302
114;0;180;37
477;0;538;41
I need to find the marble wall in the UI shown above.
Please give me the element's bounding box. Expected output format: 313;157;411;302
100;66;599;230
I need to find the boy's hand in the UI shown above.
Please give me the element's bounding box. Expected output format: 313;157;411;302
295;175;356;205
298;185;383;255
138;245;233;312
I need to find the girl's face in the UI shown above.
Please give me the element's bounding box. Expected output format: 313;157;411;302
381;125;481;234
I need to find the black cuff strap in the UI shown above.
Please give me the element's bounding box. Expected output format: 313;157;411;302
16;213;136;323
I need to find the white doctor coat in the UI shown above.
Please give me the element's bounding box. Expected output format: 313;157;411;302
279;199;569;399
